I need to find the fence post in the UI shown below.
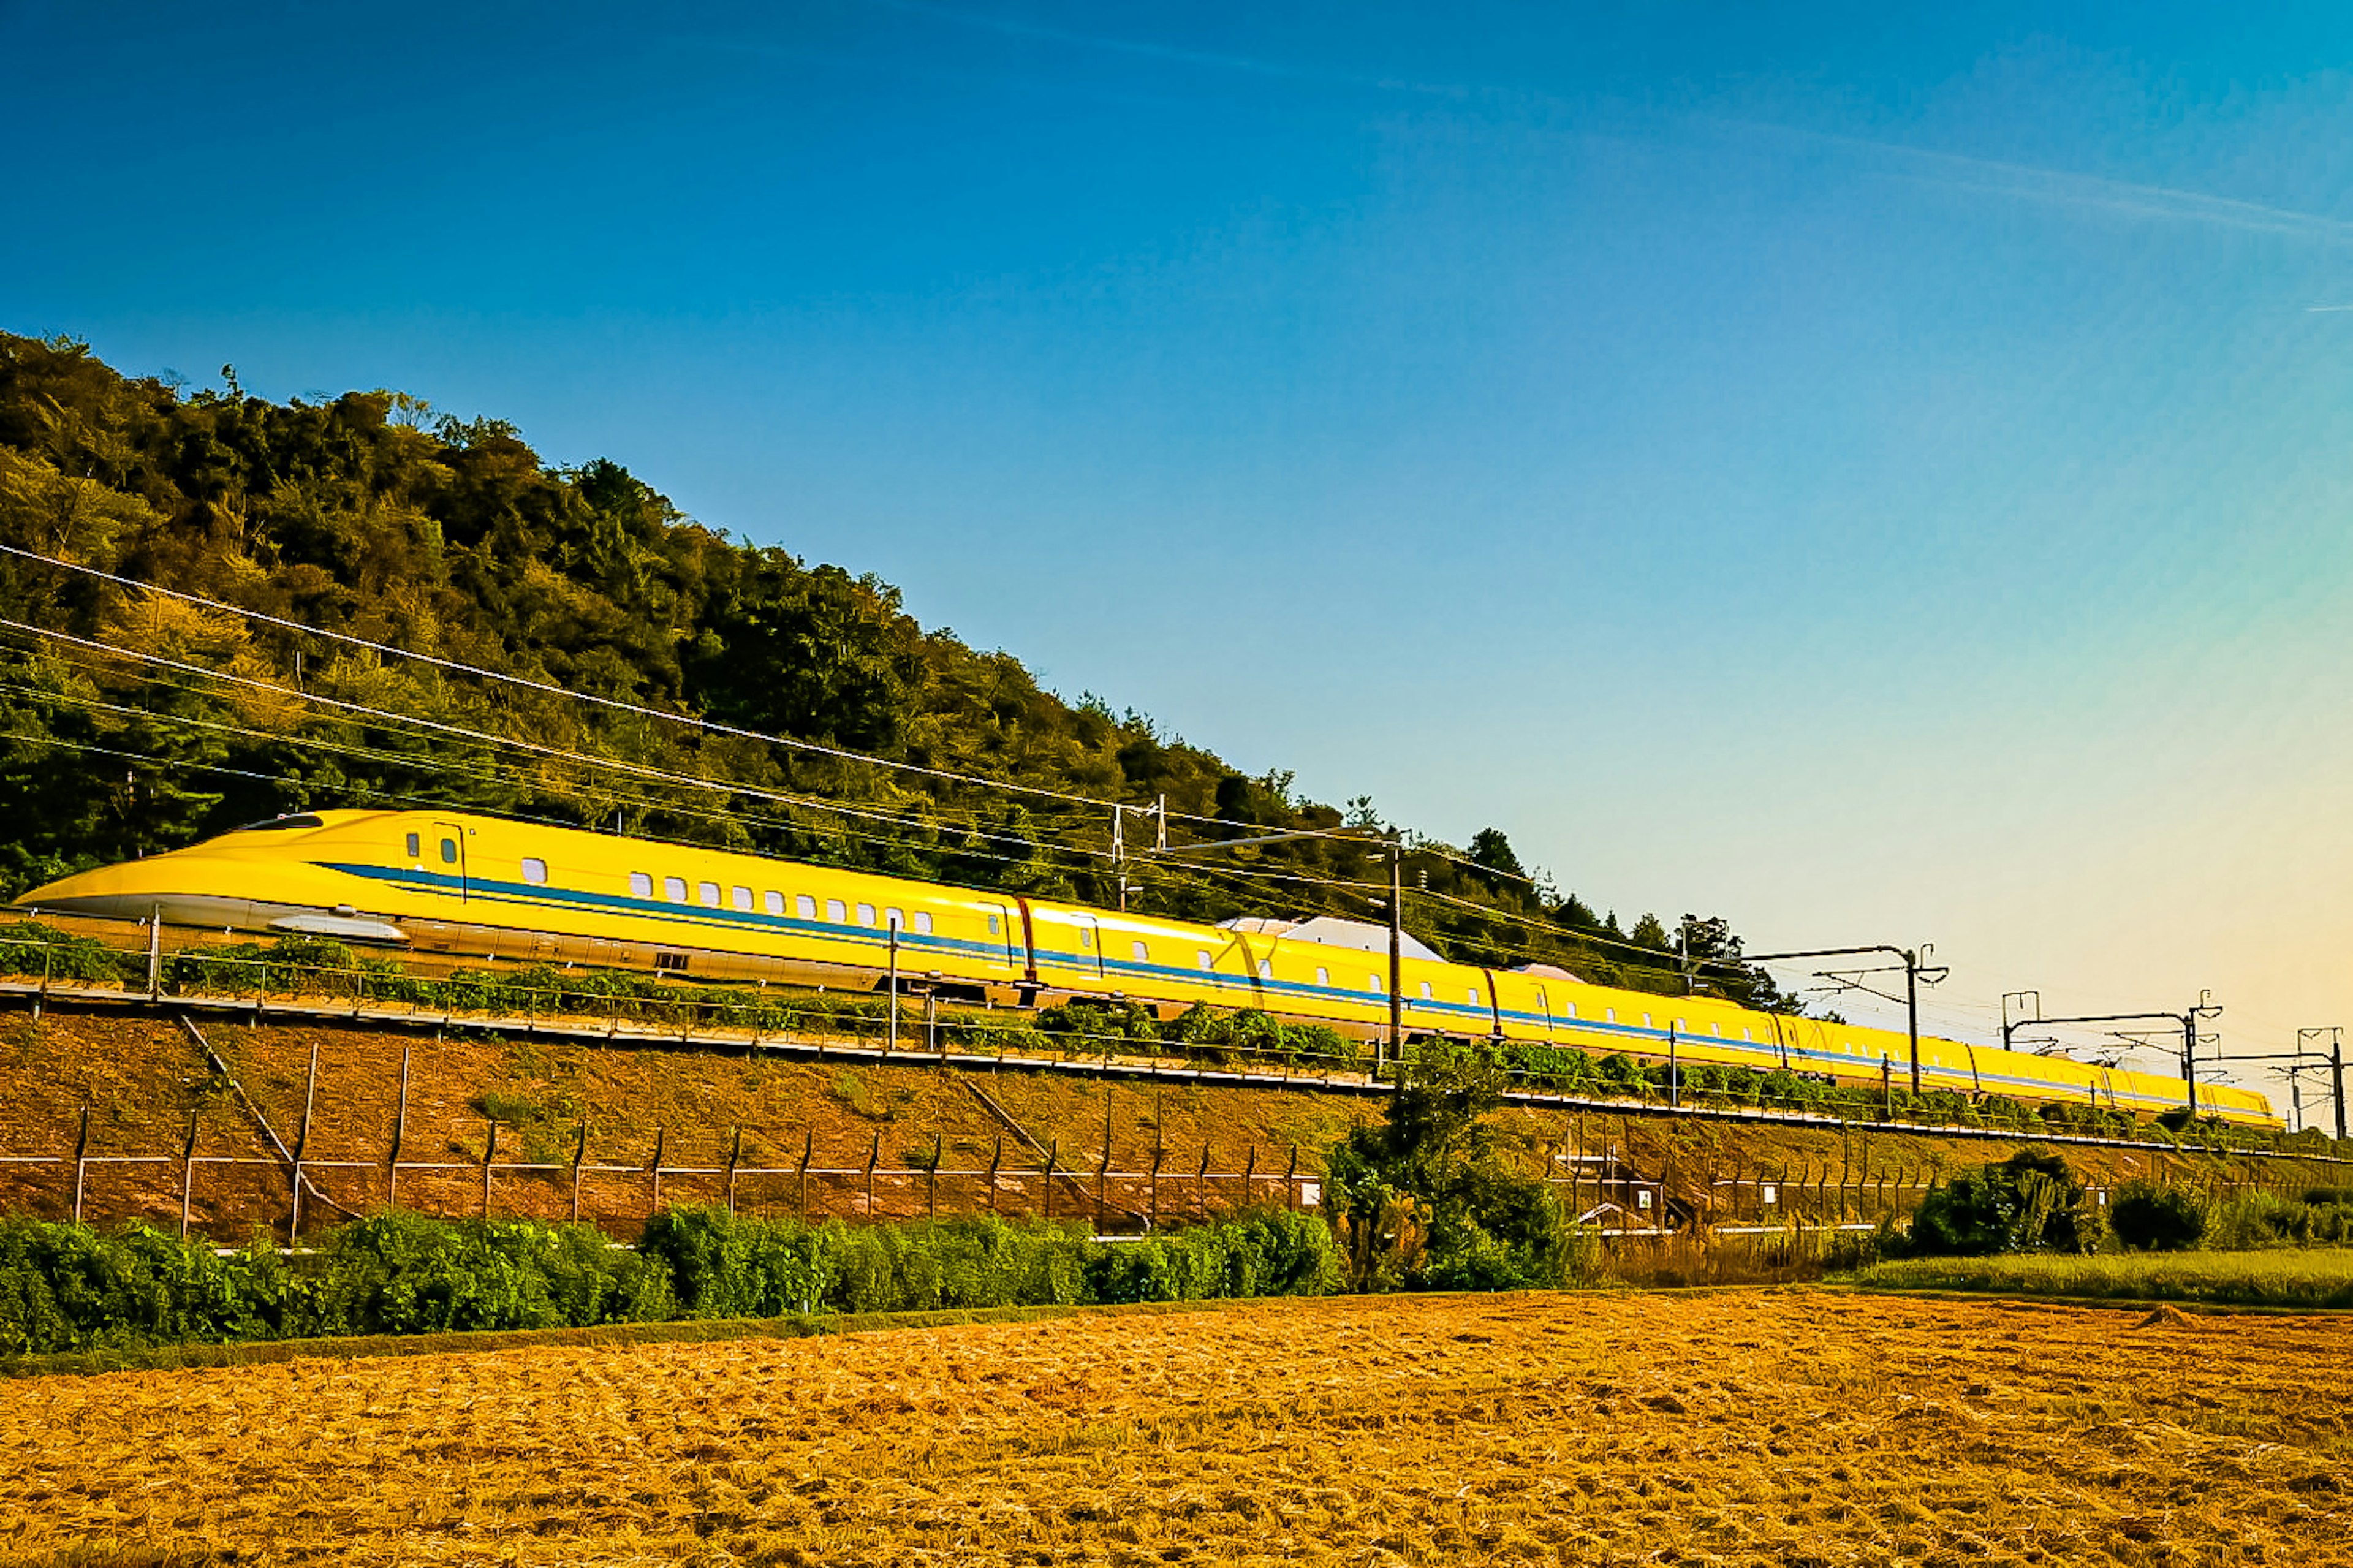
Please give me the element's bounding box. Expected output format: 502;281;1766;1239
798;1127;813;1219
1668;1025;1679;1110
928;1131;941;1220
1285;1145;1298;1211
71;1104;89;1226
180;1109;200;1239
1197;1143;1210;1221
987;1134;1001;1214
1243;1145;1257;1210
146;907;162;1002
726;1126;743;1217
865;1132;879;1219
650;1127;666;1216
1042;1138;1056;1221
887;926;899;1056
1150;1123;1162;1229
572;1122;588;1224
388;1040;411;1210
1882;1057;1893;1121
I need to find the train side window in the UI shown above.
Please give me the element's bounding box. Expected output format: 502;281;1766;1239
521;857;548;886
731;886;753;912
763;891;784;915
1257;958;1271;979
1078;928;1093;949
1709;1023;1721;1036
885;907;904;930
797;895;816;918
1368;974;1384;993
1566;1002;1577;1019
1675;1018;1686;1031
856;903;876;926
405;832;420;859
1419;982;1432;999
913;911;933;935
1643;1013;1653;1028
1195;949;1212;971
439;838;458;865
697;881;721;907
1132;940;1149;962
1469;988;1480;1004
630;872;653;898
827;898;846;923
1741;1028;1752;1041
664;876;687;902
1316;967;1329;987
1605;1007;1616;1023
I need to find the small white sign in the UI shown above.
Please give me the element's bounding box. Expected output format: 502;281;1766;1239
1300;1181;1322;1207
1762;1184;1778;1205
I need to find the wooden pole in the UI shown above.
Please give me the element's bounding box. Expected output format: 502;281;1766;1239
1197;1143;1210;1222
1042;1137;1056;1222
726;1126;743;1217
987;1134;1001;1214
388;1040;411;1210
1097;1082;1112;1233
1150;1118;1162;1229
650;1126;665;1216
865;1131;879;1219
481;1119;497;1218
71;1104;89;1227
290;1033;320;1241
571;1122;587;1224
887;926;899;1055
1284;1145;1298;1211
798;1127;813;1219
1243;1145;1257;1210
179;1109;199;1239
928;1131;941;1219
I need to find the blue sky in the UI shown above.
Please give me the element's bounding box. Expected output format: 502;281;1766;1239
9;2;2353;1098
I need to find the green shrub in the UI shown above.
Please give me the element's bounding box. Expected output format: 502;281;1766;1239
0;1218;286;1354
0;921;139;985
2110;1182;2205;1252
1908;1149;2096;1257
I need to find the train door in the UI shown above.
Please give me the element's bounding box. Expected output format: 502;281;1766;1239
982;903;1015;969
1070;914;1105;978
431;821;469;902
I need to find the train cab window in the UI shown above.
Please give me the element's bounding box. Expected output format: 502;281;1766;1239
1257;958;1271;979
855;903;876;926
1368;975;1384;993
521;857;548;886
1643;1013;1653;1028
631;872;653;898
698;881;721;908
405;832;421;859
1132;940;1149;962
913;911;933;935
439;838;459;865
763;891;784;915
1741;1028;1752;1041
1469;988;1480;1004
1078;928;1093;949
885;907;904;930
664;876;688;902
1316;967;1329;987
1708;1023;1721;1036
1195;949;1213;971
797;895;816;919
826;898;846;923
1605;1007;1616;1023
732;886;753;912
1419;982;1432;999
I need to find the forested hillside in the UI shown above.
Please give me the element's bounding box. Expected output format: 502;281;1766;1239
0;331;1790;1006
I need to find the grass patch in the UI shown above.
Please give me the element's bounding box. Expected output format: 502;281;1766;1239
1849;1248;2353;1309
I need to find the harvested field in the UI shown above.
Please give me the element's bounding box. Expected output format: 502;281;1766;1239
5;1290;2351;1566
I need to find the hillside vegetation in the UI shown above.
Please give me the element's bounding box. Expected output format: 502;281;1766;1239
0;331;1787;1002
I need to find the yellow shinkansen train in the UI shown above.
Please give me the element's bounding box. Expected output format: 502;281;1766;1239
20;809;2279;1128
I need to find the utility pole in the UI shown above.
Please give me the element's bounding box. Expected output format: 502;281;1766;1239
1388;835;1403;1074
1112;806;1126;912
1743;943;1947;1099
2298;1028;2346;1140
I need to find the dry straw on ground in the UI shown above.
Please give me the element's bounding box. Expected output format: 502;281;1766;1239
2;1289;2349;1566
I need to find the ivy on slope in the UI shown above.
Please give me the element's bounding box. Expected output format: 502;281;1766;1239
0;331;1786;1003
